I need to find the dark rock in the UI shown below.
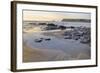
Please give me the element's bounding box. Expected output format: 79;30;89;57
45;38;51;41
34;39;42;43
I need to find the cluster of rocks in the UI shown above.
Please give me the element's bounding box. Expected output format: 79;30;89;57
44;23;66;30
63;26;91;45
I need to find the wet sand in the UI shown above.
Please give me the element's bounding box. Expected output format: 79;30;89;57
23;43;71;62
23;43;90;62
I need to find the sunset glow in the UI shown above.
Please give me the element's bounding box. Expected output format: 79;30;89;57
23;10;91;21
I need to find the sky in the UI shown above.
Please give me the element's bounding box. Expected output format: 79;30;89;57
23;10;91;21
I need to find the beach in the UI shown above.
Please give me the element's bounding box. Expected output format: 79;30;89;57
23;22;91;62
23;39;90;62
23;43;71;62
